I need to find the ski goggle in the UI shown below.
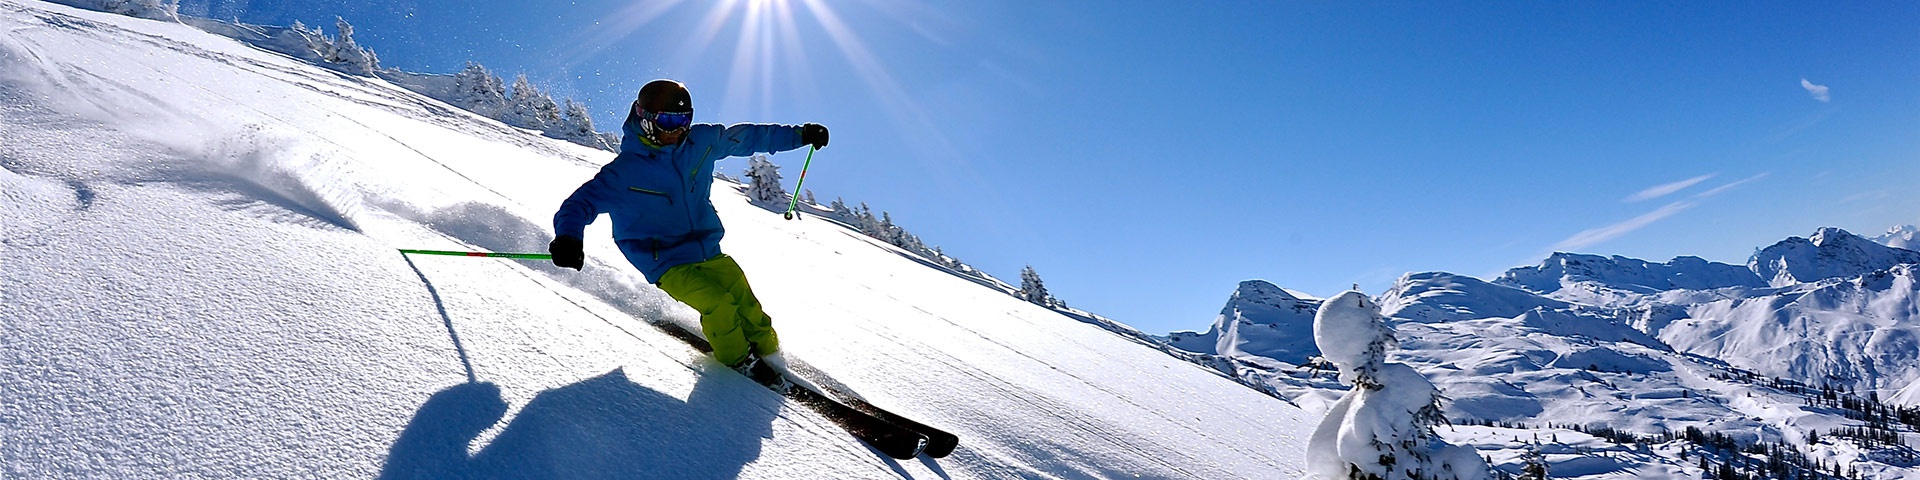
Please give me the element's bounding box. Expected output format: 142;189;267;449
642;110;693;132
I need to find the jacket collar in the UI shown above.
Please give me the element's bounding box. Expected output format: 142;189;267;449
619;117;666;155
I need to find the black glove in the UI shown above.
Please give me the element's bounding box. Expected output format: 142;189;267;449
549;235;583;270
800;123;829;149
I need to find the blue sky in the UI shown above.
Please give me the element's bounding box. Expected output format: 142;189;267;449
177;0;1920;335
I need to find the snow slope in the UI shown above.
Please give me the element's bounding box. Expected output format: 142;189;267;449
0;1;1312;477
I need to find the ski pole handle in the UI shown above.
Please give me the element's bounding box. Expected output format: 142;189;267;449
398;249;553;260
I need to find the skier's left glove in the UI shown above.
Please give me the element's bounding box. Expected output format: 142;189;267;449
549;235;583;270
800;123;829;149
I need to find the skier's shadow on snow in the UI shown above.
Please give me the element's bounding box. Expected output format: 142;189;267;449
380;367;780;479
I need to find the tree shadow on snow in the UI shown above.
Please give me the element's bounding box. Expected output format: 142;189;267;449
380;367;780;479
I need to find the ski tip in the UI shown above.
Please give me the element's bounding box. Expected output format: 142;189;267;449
923;437;956;459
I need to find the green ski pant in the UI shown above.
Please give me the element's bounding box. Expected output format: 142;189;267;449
657;254;779;366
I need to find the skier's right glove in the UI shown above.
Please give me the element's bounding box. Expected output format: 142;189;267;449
549;235;583;270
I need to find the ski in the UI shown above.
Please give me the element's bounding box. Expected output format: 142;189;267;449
646;321;928;459
784;359;960;458
773;374;928;460
837;394;958;458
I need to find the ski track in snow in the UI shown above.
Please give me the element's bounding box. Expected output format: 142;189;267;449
0;1;1313;478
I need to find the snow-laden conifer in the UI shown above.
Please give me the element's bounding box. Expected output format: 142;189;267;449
1019;266;1054;307
507;74;562;131
324;17;378;75
743;154;787;206
557;98;606;149
1303;291;1488;480
451;62;509;119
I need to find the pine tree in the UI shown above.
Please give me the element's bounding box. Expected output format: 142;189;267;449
1019;266;1053;307
557;98;606;149
857;202;878;235
880;212;899;244
325;17;379;75
743;155;787;206
452;62;509;119
1520;446;1548;480
507;74;562;130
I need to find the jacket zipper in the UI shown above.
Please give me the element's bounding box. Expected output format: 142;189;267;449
628;186;672;204
679;145;714;235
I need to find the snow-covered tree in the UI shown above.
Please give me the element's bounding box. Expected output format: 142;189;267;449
249;16;377;76
1519;446;1548;480
556;98;606;149
879;211;900;244
324;17;379;75
1303;291;1488;480
451;62;509;120
857;202;879;235
506;74;562;131
1019;266;1054;307
261;19;327;63
743;155;787;206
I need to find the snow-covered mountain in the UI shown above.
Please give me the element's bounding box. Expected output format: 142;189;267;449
1171;227;1920;478
1874;225;1920;251
1497;252;1766;299
1751;226;1920;288
0;2;1313;477
1167;280;1322;365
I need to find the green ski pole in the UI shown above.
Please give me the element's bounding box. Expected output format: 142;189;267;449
783;146;817;220
398;249;552;260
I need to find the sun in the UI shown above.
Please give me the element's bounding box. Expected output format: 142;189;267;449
559;0;913;119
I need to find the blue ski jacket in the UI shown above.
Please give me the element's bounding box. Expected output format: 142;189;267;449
554;117;806;283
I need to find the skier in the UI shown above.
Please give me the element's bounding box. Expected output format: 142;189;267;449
548;79;829;380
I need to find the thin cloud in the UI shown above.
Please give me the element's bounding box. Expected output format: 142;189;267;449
1693;172;1769;198
1554;202;1696;252
1840;190;1889;204
1801;78;1831;103
1551;173;1769;252
1624;173;1717;202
